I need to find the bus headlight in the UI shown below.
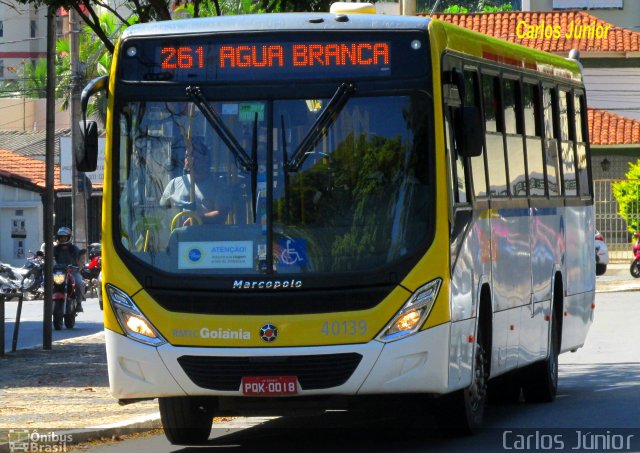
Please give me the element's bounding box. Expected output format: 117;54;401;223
106;284;166;347
377;278;442;343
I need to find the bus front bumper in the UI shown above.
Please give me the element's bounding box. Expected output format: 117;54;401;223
105;323;451;400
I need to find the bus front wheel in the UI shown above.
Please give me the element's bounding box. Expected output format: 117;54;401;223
438;322;488;435
159;397;214;445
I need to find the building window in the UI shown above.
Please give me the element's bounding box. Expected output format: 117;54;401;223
0;20;4;38
31;20;37;38
0;60;4;79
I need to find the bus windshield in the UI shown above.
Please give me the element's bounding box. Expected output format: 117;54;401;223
116;92;434;276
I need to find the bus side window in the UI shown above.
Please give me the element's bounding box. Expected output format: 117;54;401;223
574;93;590;197
482;73;508;198
523;83;545;196
559;90;577;196
465;69;487;198
543;87;560;197
504;78;527;197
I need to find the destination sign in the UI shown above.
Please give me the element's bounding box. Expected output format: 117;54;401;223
119;32;428;82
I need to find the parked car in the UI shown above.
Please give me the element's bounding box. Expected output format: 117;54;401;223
595;230;608;276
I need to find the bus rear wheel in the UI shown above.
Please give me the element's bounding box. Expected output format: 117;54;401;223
522;312;559;403
159;397;214;445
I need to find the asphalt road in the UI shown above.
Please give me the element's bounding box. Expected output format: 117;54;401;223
1;296;103;353
77;290;640;453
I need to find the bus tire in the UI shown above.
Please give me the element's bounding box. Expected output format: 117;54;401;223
438;320;488;435
487;372;521;404
522;311;558;403
159;397;214;445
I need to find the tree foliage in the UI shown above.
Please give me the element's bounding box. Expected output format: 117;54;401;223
612;161;640;234
434;1;513;13
10;0;339;55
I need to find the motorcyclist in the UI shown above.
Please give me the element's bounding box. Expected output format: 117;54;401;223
52;226;85;312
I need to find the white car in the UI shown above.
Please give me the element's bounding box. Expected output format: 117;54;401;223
595;230;608;276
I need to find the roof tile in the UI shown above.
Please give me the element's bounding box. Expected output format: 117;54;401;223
0;149;70;190
427;11;640;54
588;107;640;146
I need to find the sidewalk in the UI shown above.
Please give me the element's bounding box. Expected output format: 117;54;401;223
0;332;160;451
595;262;640;293
0;269;637;451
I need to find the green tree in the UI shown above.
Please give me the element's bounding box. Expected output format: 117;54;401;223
432;1;514;13
12;0;341;56
612;161;640;233
0;59;48;98
56;12;126;124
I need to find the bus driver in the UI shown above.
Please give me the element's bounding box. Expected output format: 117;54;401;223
160;149;232;225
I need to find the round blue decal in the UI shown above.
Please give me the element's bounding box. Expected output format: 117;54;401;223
188;248;202;262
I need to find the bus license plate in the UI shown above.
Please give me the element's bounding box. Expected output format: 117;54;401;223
241;376;299;396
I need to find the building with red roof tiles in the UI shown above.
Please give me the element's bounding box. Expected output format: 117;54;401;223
0;149;71;265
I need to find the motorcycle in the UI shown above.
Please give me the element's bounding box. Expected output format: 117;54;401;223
0;262;23;300
52;264;79;330
20;251;45;300
631;232;640;278
81;255;101;298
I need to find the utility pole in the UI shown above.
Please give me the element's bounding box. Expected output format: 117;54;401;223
70;8;88;253
43;6;56;350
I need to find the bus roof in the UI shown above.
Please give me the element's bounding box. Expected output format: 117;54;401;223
121;13;431;40
429;18;583;82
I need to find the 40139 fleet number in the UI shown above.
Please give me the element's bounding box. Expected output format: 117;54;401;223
321;320;367;336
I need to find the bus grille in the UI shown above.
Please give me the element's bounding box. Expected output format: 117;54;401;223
177;353;363;391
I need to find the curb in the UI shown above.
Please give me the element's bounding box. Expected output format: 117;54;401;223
0;414;161;453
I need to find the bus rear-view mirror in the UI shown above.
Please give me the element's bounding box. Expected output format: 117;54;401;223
78;120;99;172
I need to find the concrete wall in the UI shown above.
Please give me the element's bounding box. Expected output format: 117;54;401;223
583;67;640;120
0;2;48;81
528;0;640;32
0;98;70;131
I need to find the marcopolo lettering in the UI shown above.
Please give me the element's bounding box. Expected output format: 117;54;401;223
233;279;303;290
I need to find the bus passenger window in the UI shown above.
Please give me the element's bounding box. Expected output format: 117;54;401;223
524;84;545;196
559;91;576;196
483;74;507;198
503;79;520;135
574;94;590;197
482;74;502;133
504;79;527;197
543;88;560;197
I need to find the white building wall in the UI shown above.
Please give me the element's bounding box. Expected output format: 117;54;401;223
583;67;640;120
528;0;640;32
0;1;48;82
0;184;43;266
0;98;69;131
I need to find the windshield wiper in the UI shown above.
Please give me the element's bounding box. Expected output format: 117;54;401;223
284;82;356;172
186;85;258;221
186;85;254;172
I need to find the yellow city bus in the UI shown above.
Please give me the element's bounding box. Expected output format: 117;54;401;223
79;5;595;444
